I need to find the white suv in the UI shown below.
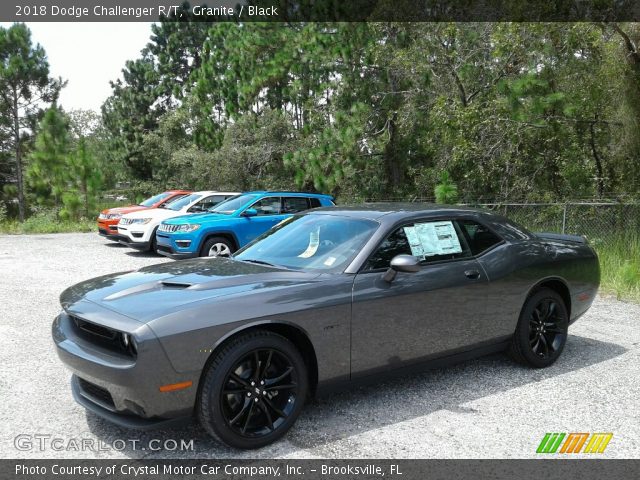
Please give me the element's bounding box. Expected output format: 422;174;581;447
117;191;239;253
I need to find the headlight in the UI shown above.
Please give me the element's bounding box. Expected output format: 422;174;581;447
131;218;152;224
176;224;200;233
121;333;137;356
98;213;107;219
110;213;122;220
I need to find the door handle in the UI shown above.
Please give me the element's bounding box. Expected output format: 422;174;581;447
464;270;481;280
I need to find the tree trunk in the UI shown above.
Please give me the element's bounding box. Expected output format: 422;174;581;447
12;88;25;222
589;120;605;198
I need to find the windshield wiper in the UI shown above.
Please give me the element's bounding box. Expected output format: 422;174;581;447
240;259;277;267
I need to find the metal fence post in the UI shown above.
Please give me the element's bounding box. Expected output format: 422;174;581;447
562;203;568;234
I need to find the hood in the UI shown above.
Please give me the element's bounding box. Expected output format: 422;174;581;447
102;205;146;215
60;258;320;322
123;207;179;220
163;212;232;225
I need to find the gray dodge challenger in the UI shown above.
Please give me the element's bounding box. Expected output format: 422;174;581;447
53;204;600;449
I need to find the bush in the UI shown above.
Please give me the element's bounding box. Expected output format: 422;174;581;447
596;232;640;302
0;208;94;234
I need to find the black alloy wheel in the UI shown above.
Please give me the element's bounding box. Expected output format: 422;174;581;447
509;288;569;368
528;297;567;359
197;331;308;449
221;348;299;437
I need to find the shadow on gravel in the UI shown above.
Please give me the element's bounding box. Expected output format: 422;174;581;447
84;334;626;458
102;242;127;249
123;250;162;259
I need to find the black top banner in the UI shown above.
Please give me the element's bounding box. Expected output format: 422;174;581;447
4;0;640;22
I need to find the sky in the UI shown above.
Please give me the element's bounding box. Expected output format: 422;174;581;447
1;22;154;112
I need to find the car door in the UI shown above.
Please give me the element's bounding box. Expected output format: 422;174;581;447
238;196;287;245
350;218;491;377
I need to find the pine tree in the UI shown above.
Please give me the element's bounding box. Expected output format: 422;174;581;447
26;106;71;208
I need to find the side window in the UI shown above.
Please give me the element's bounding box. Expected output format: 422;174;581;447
365;227;412;270
308;198;321;209
282;197;310;214
456;220;502;255
191;195;225;212
159;194;186;207
365;219;472;271
250;197;282;216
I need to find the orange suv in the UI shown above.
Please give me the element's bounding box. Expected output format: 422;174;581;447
97;190;191;241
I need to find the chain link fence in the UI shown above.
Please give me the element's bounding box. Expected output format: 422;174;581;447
469;202;640;247
363;198;640;248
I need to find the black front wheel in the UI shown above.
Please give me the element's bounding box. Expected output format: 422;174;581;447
509;288;569;368
197;331;308;449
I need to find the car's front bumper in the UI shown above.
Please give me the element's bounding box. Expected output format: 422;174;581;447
118;238;152;251
97;221;121;241
117;226;152;250
156;232;199;259
52;310;198;426
156;244;198;260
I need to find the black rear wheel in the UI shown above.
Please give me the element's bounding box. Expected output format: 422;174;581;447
197;331;307;449
509;288;569;368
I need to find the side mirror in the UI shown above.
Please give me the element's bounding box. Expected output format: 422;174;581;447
383;254;421;282
242;208;258;217
189;205;204;213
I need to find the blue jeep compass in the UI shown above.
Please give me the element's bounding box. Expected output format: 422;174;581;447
155;191;335;259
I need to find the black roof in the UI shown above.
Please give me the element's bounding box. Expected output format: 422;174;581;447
311;202;493;221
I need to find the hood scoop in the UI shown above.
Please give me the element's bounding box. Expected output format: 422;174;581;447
160;281;193;289
103;280;192;301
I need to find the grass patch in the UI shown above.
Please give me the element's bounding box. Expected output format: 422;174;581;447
594;233;640;303
0;211;94;234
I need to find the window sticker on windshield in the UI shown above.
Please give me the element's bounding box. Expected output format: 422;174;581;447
323;256;337;266
298;229;320;258
403;221;462;258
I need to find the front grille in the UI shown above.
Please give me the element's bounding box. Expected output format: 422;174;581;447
158;223;179;233
70;315;135;358
78;378;115;408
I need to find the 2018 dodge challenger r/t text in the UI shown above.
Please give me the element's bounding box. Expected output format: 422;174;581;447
52;204;599;449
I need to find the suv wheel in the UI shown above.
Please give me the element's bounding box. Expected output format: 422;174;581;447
201;237;234;257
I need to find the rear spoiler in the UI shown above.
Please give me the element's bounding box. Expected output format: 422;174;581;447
536;232;587;244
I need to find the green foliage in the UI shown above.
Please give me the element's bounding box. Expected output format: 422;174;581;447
26;106;71;207
434;171;459;204
596;232;640;302
96;21;640;202
0;23;62;221
63;136;102;219
0;208;94;234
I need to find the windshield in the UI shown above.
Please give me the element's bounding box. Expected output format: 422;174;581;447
139;192;171;207
165;193;202;211
234;214;379;272
208;193;258;214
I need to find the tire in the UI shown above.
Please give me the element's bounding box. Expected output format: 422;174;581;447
509;288;569;368
200;236;234;258
150;227;158;254
197;331;308;449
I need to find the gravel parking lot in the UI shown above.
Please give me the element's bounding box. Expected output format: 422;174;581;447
1;232;639;459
